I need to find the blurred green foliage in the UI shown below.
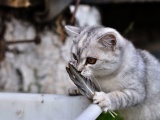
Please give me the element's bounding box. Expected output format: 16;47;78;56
97;111;124;120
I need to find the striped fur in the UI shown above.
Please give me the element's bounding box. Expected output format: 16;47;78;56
66;25;160;120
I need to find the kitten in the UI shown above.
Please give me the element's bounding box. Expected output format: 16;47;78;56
65;25;160;120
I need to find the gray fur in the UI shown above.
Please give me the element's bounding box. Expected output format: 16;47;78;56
65;25;160;120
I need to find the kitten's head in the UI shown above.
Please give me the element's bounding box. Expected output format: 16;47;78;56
65;25;125;78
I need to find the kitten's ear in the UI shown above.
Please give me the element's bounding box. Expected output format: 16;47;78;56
65;25;80;37
98;33;116;50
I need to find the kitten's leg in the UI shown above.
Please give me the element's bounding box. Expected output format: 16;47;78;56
68;86;81;96
93;89;145;112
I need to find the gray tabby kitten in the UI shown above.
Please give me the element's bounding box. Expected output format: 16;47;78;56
65;25;160;120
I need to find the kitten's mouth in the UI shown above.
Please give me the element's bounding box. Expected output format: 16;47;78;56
66;63;101;99
81;72;92;78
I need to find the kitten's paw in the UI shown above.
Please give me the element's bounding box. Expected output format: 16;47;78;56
68;86;81;96
93;92;111;112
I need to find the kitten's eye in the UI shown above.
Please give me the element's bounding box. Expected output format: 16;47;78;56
72;53;78;61
86;57;97;64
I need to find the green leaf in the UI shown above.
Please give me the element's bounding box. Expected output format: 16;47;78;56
96;111;124;120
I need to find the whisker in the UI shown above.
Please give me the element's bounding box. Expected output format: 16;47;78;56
109;111;116;118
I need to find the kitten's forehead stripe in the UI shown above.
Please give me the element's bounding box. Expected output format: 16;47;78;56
76;26;103;59
77;48;81;59
73;25;114;61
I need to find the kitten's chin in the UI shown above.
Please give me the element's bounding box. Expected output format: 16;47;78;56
81;73;91;78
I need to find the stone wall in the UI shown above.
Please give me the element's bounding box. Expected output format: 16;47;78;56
0;5;101;94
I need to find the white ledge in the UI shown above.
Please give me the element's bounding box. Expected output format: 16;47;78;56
0;93;91;120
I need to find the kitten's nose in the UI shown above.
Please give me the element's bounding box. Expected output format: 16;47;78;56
77;64;84;73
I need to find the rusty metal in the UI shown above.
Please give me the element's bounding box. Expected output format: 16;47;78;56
0;35;41;62
70;0;81;25
34;0;72;22
0;0;72;63
0;0;43;8
6;36;41;45
0;15;5;62
7;40;35;44
0;39;5;62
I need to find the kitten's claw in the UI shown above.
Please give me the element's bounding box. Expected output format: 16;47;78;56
93;92;112;111
103;108;108;113
68;86;81;96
